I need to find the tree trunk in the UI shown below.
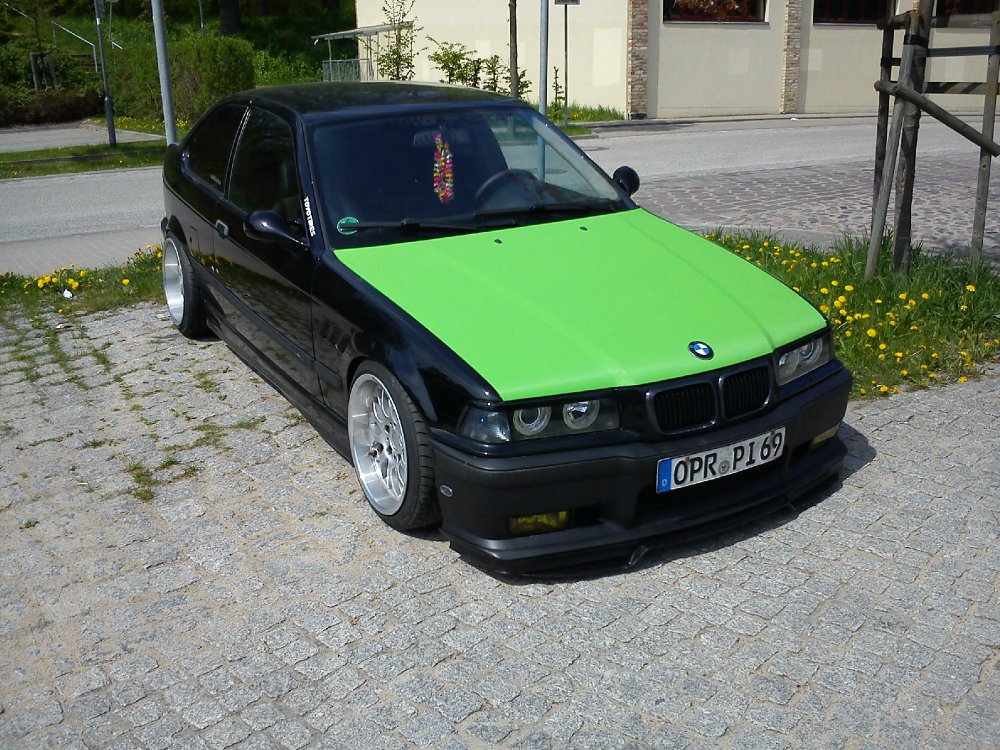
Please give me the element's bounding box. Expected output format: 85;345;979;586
219;0;242;35
509;0;519;98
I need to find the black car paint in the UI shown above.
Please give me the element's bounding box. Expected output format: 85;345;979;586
163;82;850;572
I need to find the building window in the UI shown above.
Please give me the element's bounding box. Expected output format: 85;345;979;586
937;1;998;14
813;1;894;24
663;1;766;22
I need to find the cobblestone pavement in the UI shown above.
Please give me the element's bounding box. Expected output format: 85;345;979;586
635;153;1000;265
1;301;998;749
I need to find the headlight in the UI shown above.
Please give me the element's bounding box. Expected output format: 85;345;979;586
563;400;600;430
513;406;552;436
776;333;833;386
459;398;619;443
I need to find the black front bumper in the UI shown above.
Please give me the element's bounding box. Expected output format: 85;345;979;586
432;366;852;574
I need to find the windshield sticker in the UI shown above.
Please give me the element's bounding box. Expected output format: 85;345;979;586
303;197;316;237
336;216;360;235
433;132;454;204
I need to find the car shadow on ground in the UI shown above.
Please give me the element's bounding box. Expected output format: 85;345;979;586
463;421;877;585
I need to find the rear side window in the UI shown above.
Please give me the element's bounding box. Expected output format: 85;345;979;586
228;108;299;217
184;104;246;192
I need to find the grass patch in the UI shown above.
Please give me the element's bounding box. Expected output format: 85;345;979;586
710;232;1000;398
0;246;164;317
126;460;156;502
0;141;166;179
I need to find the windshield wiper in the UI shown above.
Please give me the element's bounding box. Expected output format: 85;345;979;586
474;199;620;221
336;217;476;234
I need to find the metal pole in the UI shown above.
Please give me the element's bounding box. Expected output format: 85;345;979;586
539;0;549;117
971;11;999;266
151;0;177;145
94;1;116;147
563;3;568;127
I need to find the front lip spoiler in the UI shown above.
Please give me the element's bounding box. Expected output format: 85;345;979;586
431;363;852;575
438;438;845;576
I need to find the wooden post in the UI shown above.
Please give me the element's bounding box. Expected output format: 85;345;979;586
891;0;933;277
867;11;918;280
971;11;999;266
873;25;894;230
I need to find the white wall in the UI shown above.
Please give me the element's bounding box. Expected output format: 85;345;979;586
355;1;629;113
652;1;787;117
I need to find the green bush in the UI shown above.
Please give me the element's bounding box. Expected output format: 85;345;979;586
172;35;254;120
252;49;317;88
111;33;254;123
0;38;100;126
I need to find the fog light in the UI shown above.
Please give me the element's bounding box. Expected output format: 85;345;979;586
508;510;570;536
810;424;841;450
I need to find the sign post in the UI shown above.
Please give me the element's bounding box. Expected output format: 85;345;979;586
554;0;580;128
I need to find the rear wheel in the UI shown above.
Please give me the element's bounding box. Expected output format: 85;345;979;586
348;363;439;531
162;233;207;338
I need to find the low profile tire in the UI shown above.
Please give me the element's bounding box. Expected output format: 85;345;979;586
162;232;208;338
348;362;439;531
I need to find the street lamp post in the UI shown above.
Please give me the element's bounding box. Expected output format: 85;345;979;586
94;0;116;147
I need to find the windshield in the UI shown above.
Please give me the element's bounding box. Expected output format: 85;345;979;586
308;106;630;248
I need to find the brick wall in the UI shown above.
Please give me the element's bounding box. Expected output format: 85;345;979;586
780;0;804;114
626;0;649;119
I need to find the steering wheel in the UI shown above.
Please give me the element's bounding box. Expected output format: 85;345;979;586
475;169;537;205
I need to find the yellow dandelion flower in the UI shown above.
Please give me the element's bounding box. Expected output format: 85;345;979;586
122;279;130;286
875;298;883;305
898;292;908;300
901;369;909;376
921;292;930;300
879;385;889;393
844;284;854;292
878;343;887;350
820;287;829;295
819;304;830;313
866;328;877;338
966;284;976;293
959;376;968;383
960;304;968;312
928;372;937;380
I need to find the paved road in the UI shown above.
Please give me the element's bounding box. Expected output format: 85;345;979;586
0;303;997;748
1;115;997;274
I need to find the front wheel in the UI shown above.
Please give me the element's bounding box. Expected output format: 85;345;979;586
162;233;208;338
348;363;439;531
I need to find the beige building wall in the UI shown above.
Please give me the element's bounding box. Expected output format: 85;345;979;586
651;0;788;117
354;2;994;119
800;23;886;113
355;1;629;113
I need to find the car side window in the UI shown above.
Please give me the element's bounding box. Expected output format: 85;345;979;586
184;104;246;192
228;108;301;223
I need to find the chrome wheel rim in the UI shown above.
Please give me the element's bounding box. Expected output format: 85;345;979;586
348;373;408;514
162;238;185;326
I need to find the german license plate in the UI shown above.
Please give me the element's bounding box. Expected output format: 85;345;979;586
656;427;786;493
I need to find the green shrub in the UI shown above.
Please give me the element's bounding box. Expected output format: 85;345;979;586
171;35;254;120
111;33;254;123
252;49;317;88
0;89;101;127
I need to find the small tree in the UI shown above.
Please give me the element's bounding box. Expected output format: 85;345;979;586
376;0;419;81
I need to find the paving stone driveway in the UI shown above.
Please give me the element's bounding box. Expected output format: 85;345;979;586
0;303;997;750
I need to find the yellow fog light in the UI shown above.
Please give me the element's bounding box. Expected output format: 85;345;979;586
810;424;841;450
508;511;570;536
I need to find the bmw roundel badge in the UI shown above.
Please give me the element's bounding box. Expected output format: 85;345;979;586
689;341;714;359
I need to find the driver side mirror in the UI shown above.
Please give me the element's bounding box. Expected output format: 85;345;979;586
246;209;308;247
613;166;640;197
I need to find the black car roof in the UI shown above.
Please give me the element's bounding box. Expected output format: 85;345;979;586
234;81;522;123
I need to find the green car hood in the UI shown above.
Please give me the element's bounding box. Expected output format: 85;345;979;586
337;209;826;401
